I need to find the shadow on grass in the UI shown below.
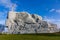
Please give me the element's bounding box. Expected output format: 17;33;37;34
1;33;60;37
17;33;60;36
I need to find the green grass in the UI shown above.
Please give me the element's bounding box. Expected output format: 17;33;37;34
0;33;60;40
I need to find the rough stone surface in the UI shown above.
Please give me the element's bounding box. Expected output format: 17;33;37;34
5;11;58;34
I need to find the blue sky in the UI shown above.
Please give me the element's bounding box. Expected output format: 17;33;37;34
0;0;60;28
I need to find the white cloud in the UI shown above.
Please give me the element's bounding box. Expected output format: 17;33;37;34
47;8;60;26
0;20;5;25
44;16;60;28
0;0;18;24
0;11;7;15
0;10;8;25
0;10;7;18
0;0;17;24
49;9;60;14
56;10;60;13
49;9;55;12
0;0;17;11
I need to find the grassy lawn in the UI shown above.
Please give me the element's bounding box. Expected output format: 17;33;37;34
0;33;60;40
